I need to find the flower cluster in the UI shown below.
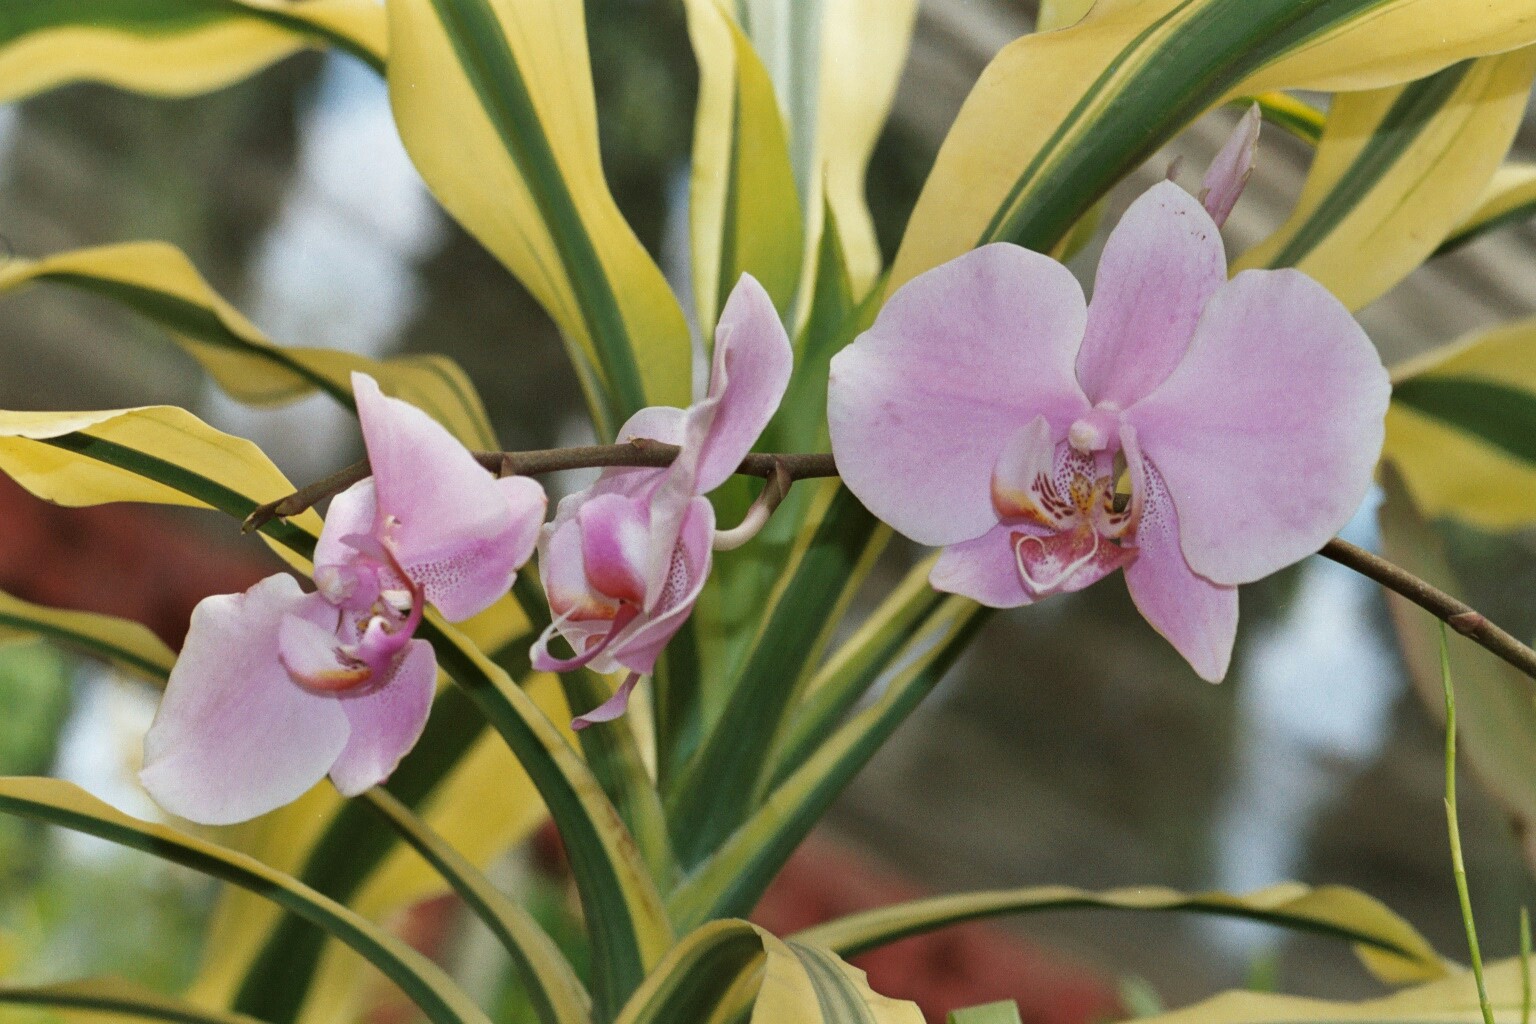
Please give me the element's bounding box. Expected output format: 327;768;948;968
141;115;1389;824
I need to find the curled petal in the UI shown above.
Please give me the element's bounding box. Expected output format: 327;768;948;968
1075;181;1228;409
329;638;438;796
830;243;1090;546
692;274;794;494
352;372;543;621
578;493;652;605
1201;103;1261;228
607;496;715;675
930;526;1035;608
571;672;643;731
140;576;348;825
313;480;387;609
1127;269;1389;585
1122;441;1238;682
278;612;369;693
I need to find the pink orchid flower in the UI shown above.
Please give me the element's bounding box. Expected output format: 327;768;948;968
532;275;791;728
140;373;545;824
828;177;1390;681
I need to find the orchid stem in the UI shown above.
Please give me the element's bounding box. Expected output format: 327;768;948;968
243;444;1536;689
1442;624;1496;1024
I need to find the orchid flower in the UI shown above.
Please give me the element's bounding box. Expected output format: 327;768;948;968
140;374;545;824
532;275;792;728
827;163;1389;681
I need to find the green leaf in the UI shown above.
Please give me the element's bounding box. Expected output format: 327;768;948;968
0;779;492;1024
0;978;264;1024
0;0;385;101
612;919;922;1024
890;0;1536;293
664;485;879;867
948;1003;1024;1024
669;598;987;929
386;0;691;437
0;589;174;685
685;0;803;334
795;882;1447;986
1128;956;1533;1024
361;788;592;1024
1236;51;1536;311
1384;317;1536;528
0;243;497;450
1437;163;1536;255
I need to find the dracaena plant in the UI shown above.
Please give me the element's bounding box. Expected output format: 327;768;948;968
8;2;1536;1024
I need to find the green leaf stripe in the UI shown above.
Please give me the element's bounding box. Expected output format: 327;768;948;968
0;1;385;74
0;779;492;1024
1265;60;1473;268
790;943;876;1024
0;605;173;682
981;0;1404;254
425;0;645;431
1392;377;1536;468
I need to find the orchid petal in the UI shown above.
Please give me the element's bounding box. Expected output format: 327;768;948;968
578;493;652;605
1201;103;1261;228
352;372;543;621
539;516;617;622
991;416;1063;525
693;274;793;494
829;243;1090;546
1122;438;1238;682
313;479;386;609
328;638;437;796
140;575;348;825
571;672;643;731
1127;269;1389;585
930;526;1035;608
277;612;369;693
1075;181;1228;409
607;496;715;675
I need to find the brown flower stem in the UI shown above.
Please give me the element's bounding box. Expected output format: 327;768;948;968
242;445;1536;684
1320;538;1536;680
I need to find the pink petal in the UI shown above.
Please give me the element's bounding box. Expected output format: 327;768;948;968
1201;104;1261;228
930;526;1034;608
829;243;1090;547
991;416;1063;524
539;516;616;622
571;672;642;731
278;612;369;692
693;274;794;494
313;479;385;610
607;495;715;674
578;493;652;605
1074;181;1228;409
1126;269;1389;585
1013;528;1134;595
328;638;437;796
1122;440;1238;682
352;373;544;621
140;575;349;825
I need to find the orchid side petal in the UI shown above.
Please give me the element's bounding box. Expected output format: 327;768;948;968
829;243;1090;547
313;479;385;609
693;274;794;495
607;496;715;675
1201;103;1261;228
1127;268;1389;585
991;416;1064;524
1122;448;1238;682
328;638;437;796
140;575;349;825
930;526;1036;608
352;372;542;621
1075;181;1228;409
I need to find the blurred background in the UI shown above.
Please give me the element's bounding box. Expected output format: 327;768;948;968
3;1;1536;1021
